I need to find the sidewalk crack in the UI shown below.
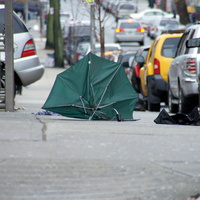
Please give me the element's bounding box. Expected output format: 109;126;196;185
36;116;47;141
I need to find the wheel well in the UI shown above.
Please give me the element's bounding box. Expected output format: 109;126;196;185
14;72;22;86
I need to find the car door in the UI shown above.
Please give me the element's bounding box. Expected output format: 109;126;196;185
169;31;191;97
140;40;156;96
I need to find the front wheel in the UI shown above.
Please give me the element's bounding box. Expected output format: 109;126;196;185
178;84;197;114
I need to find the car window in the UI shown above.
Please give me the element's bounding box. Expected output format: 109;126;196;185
77;43;90;53
120;22;140;28
144;11;155;16
120;54;133;63
154;11;164;16
161;37;181;58
160;20;178;26
141;48;149;59
119;4;134;9
0;9;28;33
176;31;190;56
96;46;120;52
69;26;90;36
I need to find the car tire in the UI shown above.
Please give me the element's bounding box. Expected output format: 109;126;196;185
139;41;144;46
147;83;160;112
168;83;178;113
178;84;194;114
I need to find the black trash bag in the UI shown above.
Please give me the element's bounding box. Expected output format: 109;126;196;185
154;107;200;126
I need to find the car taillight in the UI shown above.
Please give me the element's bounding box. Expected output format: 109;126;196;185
76;53;81;60
185;58;196;73
136;28;145;33
135;64;140;77
154;58;160;74
116;28;124;33
21;39;36;57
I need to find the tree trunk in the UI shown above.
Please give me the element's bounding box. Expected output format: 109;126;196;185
100;26;105;58
175;0;190;25
96;0;105;58
53;0;64;67
45;0;54;49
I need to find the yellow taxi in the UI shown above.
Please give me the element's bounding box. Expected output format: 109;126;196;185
137;31;183;111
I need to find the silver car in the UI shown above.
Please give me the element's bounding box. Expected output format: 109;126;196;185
168;24;200;114
0;5;44;95
115;3;137;22
149;18;184;39
114;19;145;45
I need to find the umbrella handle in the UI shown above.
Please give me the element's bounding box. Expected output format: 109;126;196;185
113;108;122;122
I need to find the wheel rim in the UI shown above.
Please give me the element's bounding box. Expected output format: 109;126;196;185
168;88;172;111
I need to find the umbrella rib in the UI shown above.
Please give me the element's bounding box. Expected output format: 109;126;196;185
99;96;137;109
89;64;122;120
80;96;87;114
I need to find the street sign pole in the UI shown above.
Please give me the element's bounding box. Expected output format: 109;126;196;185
90;4;96;54
85;0;96;54
5;0;14;112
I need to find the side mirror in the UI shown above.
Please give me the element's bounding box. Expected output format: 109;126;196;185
135;55;144;63
186;38;200;48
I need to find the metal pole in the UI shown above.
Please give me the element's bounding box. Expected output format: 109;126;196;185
5;0;14;112
90;4;95;54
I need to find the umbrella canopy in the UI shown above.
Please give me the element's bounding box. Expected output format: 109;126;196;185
42;53;138;120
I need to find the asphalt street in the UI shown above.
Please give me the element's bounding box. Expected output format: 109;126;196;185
0;3;200;200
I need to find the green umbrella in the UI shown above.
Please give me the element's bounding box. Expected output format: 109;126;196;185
42;53;138;121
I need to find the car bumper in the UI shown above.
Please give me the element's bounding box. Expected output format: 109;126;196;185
181;77;198;97
14;55;45;86
115;35;144;42
148;74;167;97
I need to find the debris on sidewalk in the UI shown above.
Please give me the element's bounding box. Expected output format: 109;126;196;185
154;107;200;126
33;110;61;116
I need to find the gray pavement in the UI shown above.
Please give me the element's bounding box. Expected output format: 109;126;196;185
0;11;200;200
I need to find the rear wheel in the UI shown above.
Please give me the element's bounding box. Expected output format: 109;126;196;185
147;83;160;111
168;83;178;113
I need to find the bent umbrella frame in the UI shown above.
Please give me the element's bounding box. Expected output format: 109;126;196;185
42;53;139;121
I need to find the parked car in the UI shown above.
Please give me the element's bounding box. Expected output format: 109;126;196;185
60;12;73;38
149;18;185;39
86;43;122;56
116;51;136;81
68;42;90;65
115;2;137;22
168;24;200;114
0;5;44;96
64;21;98;64
130;8;178;30
114;19;145;45
130;45;150;93
138;31;183;111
